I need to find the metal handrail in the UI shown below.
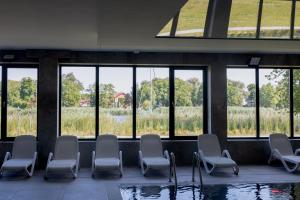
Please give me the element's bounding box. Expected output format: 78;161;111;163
170;152;177;187
192;152;203;188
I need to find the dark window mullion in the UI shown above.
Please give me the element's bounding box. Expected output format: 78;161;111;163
290;69;294;138
256;67;260;138
203;68;208;134
1;67;7;140
256;0;263;39
291;0;296;39
95;66;99;138
169;68;174;139
133;67;137;139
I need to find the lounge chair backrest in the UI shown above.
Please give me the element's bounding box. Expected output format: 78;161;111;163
198;134;221;156
269;134;293;156
96;134;119;158
54;136;78;160
140;134;163;157
12;135;36;159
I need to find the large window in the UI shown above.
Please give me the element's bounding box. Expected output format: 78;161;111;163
175;70;204;136
294;69;300;136
259;69;290;137
0;66;38;139
7;68;38;137
61;67;96;139
136;68;169;137
227;69;256;137
227;67;293;138
60;66;207;139
295;1;300;39
228;0;260;38
158;0;300;39
175;0;209;37
260;0;292;39
99;68;133;138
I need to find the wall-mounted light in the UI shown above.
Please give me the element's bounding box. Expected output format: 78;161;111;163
3;54;15;60
248;57;261;67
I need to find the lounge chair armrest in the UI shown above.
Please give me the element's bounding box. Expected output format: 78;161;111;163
33;152;37;163
3;152;11;162
198;150;205;161
77;152;80;168
295;149;300;156
92;151;95;170
47;152;53;165
272;149;282;158
164;150;170;161
119;151;123;168
222;150;232;159
139;150;143;167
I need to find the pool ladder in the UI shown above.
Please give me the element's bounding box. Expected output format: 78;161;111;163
170;152;178;187
192;152;203;189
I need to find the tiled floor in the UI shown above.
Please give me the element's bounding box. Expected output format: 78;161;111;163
1;166;300;200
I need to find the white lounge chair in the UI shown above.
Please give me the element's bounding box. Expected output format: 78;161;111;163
268;133;300;173
197;134;239;175
139;134;171;179
92;134;123;177
0;135;37;177
45;135;80;179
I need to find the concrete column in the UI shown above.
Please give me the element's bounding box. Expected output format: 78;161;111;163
207;62;227;148
204;0;232;38
37;54;59;167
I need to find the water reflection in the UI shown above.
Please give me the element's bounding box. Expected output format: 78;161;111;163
120;183;300;200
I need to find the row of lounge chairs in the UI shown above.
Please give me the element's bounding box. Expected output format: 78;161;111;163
0;133;298;179
0;134;171;179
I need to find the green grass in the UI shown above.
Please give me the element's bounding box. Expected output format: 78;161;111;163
6;106;295;138
159;0;296;38
7;107;37;137
61;107;203;138
227;106;290;137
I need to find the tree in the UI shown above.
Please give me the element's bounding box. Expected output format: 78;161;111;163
260;83;278;108
246;84;256;107
188;78;203;106
62;73;84;107
99;83;115;108
175;78;192;106
227;80;245;106
20;77;37;108
124;93;132;108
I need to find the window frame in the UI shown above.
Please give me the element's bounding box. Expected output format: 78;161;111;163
0;64;39;141
157;0;300;40
59;65;208;140
227;66;295;139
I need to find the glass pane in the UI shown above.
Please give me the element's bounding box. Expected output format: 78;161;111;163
259;69;290;137
175;70;203;136
157;19;173;37
294;69;300;136
260;0;292;39
228;0;259;38
136;68;169;137
227;69;256;137
99;67;133;138
295;1;300;39
7;68;37;137
61;67;95;138
176;0;209;37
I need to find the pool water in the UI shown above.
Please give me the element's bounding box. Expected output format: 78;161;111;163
120;183;300;200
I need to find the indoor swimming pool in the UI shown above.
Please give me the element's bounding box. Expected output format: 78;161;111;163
120;182;300;200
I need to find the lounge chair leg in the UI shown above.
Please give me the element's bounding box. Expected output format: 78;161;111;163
233;165;239;175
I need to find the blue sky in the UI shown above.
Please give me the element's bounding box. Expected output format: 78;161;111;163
62;67;203;93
